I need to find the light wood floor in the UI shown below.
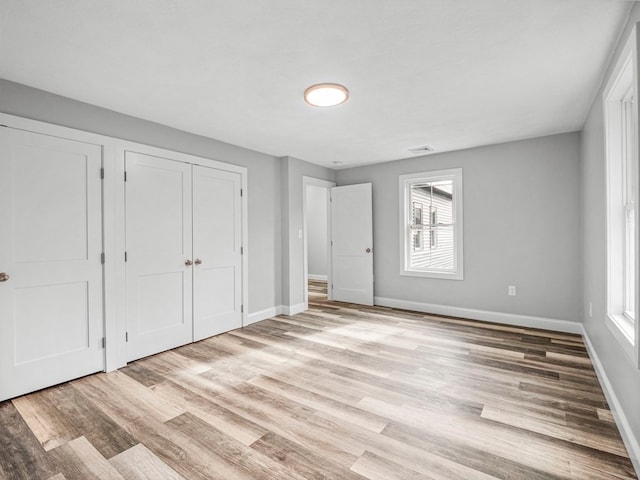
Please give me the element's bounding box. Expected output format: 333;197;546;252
0;280;636;479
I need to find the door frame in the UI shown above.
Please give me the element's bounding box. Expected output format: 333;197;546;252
0;112;116;371
302;176;336;310
115;140;248;368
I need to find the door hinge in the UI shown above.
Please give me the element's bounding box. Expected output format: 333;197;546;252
240;189;243;197
100;167;104;179
124;251;128;262
125;332;129;342
101;253;105;264
330;240;333;246
240;246;243;255
124;171;127;182
241;305;244;313
101;337;106;349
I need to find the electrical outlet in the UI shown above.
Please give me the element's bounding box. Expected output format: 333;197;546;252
508;285;516;296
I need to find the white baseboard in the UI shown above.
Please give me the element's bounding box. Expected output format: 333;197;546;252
374;296;583;334
245;303;307;323
582;329;640;474
245;307;279;326
280;303;306;316
308;274;328;281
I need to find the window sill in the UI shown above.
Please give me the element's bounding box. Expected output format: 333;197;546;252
400;269;463;280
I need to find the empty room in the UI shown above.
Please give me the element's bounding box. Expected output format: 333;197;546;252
1;1;639;479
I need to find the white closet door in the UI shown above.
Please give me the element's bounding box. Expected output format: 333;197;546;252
125;152;193;361
0;128;104;402
193;165;242;340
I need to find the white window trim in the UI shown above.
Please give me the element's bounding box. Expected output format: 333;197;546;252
399;168;463;280
603;26;639;368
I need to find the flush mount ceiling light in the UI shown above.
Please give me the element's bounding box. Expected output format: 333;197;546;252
304;83;349;107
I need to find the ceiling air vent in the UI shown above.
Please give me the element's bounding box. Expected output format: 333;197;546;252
408;145;434;154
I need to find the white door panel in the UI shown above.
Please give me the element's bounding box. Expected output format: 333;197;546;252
193;166;242;340
0;128;104;402
330;183;374;305
125;152;193;361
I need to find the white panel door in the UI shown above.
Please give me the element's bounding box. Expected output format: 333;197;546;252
0;128;104;402
330;183;374;305
125;152;193;361
192;166;242;340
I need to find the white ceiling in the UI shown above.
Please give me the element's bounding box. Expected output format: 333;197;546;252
0;0;633;168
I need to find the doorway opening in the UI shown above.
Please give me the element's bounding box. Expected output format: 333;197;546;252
303;177;335;310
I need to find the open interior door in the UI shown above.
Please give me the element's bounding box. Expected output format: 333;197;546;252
330;183;374;305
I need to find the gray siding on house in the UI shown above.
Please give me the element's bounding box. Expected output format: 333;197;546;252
410;185;454;270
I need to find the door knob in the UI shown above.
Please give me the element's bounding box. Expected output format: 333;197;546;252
0;272;8;282
185;259;193;266
194;258;203;265
365;248;372;253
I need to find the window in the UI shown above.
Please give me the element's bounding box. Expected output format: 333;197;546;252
604;29;638;364
399;168;463;279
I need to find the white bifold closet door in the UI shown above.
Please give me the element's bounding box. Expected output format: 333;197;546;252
192;166;242;341
125;152;242;362
125;152;193;362
0;128;105;402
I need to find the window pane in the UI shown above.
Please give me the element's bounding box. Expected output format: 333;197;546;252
409;179;454;271
412;230;422;251
626;205;636;319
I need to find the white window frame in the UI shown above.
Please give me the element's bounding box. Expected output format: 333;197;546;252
603;27;639;367
399;168;463;280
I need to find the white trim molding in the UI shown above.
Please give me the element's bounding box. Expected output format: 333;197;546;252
582;329;640;475
246;307;280;326
280;303;307;316
374;297;583;334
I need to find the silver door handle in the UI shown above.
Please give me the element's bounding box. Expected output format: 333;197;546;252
0;272;8;282
365;248;372;253
194;258;203;265
185;259;193;267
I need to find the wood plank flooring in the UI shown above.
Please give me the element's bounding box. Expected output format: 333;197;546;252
0;280;636;479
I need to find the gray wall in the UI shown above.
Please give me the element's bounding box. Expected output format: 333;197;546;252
0;78;282;316
306;185;329;277
281;157;335;307
581;8;640;459
336;132;582;322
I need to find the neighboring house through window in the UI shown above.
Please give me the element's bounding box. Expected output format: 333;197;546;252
412;202;423;251
399;168;463;280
